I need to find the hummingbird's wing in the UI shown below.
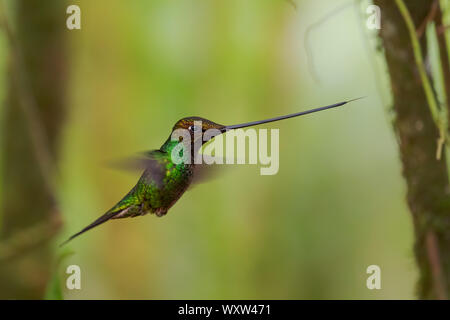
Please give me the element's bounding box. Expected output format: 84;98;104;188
106;150;166;172
190;156;223;186
107;150;229;187
188;155;239;188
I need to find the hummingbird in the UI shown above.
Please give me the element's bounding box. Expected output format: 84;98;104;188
61;98;363;245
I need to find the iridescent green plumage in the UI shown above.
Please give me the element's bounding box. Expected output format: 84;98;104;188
61;136;197;245
109;143;193;218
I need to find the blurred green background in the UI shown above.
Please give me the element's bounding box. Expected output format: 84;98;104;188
1;0;420;299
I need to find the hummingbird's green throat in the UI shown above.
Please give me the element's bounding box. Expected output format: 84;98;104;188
61;97;364;246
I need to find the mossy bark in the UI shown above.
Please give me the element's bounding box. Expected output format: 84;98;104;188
374;0;450;299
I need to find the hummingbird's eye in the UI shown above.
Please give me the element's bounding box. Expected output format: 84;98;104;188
189;125;200;132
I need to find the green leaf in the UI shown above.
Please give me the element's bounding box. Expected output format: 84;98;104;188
44;248;75;300
44;270;63;300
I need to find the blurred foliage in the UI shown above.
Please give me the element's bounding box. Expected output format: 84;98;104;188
44;268;63;300
0;15;6;226
0;0;424;299
44;249;74;300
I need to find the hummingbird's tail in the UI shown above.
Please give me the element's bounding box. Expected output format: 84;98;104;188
59;210;120;247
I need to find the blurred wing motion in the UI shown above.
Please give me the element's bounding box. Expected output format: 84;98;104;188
106;150;167;174
60;150;167;246
189;155;237;187
109;151;231;188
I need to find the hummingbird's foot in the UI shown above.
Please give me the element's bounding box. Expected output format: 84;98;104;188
154;208;167;217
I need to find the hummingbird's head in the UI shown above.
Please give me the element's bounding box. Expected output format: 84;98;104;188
172;117;226;145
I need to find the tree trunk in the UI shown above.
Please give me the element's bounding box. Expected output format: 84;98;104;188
0;0;67;299
374;0;450;299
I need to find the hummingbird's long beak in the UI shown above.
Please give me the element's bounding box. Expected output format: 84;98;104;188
222;97;365;132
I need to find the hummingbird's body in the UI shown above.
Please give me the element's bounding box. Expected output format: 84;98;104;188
62;98;363;245
109;155;192;219
64;138;196;242
111;142;193;219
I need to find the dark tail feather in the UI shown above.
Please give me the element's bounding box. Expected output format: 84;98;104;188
59;211;119;247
